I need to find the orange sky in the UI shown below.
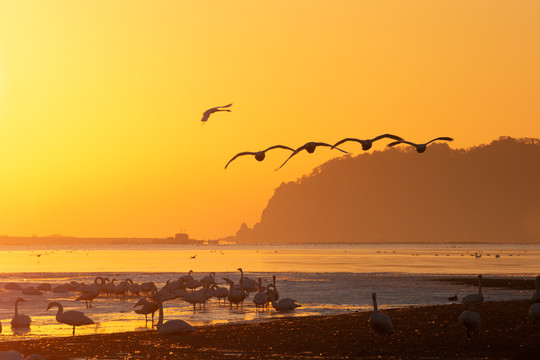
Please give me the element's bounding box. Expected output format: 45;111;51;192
0;1;539;239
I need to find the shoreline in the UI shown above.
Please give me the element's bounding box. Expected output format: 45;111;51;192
1;299;539;359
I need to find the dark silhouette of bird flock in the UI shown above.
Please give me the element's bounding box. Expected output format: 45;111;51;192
224;133;454;170
201;104;454;169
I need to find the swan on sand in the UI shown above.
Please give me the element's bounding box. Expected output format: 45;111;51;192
153;295;197;335
369;292;394;342
459;302;481;341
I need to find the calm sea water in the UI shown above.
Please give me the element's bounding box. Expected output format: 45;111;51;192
0;243;538;341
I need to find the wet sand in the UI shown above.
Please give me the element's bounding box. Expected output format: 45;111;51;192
1;299;539;360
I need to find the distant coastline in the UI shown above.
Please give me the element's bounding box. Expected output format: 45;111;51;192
1;235;540;246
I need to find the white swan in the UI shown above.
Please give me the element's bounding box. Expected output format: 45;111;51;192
133;297;159;325
266;275;279;303
183;279;214;310
462;274;484;306
531;275;540;303
252;278;268;309
211;284;229;304
76;277;104;308
459;303;481;340
153;296;197;335
223;277;247;308
140;281;157;296
11;298;31;328
237;268;259;294
47;301;94;335
180;270;194;283
200;103;232;124
369;293;394;342
387;137;454;153
277;142;348;170
267;288;300;311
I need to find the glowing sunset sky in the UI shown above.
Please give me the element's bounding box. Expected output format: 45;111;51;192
0;1;539;239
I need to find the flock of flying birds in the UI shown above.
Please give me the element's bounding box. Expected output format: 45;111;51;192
200;103;454;170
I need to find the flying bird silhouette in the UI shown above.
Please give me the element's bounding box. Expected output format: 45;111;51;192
225;145;295;169
387;137;453;153
333;134;403;151
200;103;232;124
276;142;348;170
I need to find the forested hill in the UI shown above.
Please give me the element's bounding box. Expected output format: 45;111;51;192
232;137;540;244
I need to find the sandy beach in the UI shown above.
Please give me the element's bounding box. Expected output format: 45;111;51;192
1;298;538;360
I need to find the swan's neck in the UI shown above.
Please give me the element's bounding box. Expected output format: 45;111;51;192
157;301;164;328
372;297;379;312
14;301;19;317
478;278;483;295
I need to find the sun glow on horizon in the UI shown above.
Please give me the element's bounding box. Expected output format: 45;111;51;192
0;1;539;240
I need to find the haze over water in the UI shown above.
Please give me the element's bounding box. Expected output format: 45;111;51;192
0;243;539;341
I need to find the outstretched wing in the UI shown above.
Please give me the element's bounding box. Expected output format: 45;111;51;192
276;145;307;170
263;145;295;152
371;134;403;142
387;140;416;148
315;142;348;154
425;137;454;145
224;152;256;169
332;138;362;148
218;103;233;109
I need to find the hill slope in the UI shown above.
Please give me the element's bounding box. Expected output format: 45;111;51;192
233;137;540;243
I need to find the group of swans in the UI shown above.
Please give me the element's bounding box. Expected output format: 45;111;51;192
224;134;453;169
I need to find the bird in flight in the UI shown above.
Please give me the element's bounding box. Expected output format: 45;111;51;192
333;134;403;151
276;142;348;170
201;103;232;124
387;137;454;153
225;145;295;169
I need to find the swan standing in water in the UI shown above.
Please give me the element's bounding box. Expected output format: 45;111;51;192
332;134;403;151
237;268;259;294
200;103;232;124
47;301;94;335
369;293;394;342
531;275;540;303
266;275;279;303
11;298;31;328
462;274;484;307
276;141;348;170
225;145;295;169
153;295;197;335
223;277;247;308
252;278;268;309
267;287;300;311
133;297;159;326
459;302;481;341
387;137;453;153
